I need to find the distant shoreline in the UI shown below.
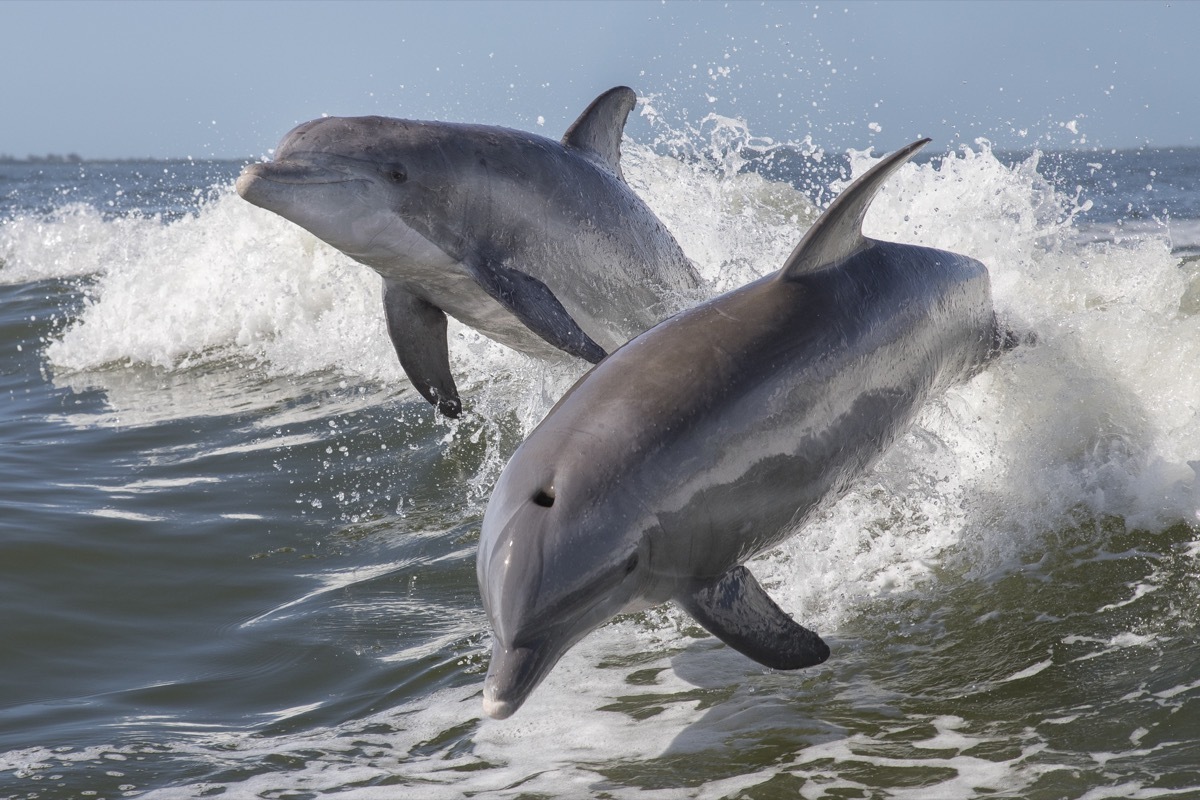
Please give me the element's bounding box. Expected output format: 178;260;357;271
0;154;84;164
0;154;252;165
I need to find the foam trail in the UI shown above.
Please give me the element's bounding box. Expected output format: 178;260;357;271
37;195;404;380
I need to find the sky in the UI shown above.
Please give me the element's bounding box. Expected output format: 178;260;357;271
3;0;1197;160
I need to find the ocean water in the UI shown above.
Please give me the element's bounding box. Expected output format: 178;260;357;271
2;123;1199;799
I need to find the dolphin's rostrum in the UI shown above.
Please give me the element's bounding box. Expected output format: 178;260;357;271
237;87;700;416
477;138;1014;719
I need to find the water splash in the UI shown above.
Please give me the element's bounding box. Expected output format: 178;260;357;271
5;122;1197;569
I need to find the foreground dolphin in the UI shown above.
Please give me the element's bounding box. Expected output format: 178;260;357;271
236;87;701;416
477;138;1013;719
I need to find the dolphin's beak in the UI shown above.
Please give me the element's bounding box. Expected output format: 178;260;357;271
235;162;289;206
482;641;557;720
236;160;358;201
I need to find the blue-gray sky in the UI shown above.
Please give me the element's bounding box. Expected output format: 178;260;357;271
4;0;1196;159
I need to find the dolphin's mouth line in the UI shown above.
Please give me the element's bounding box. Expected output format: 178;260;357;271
240;157;369;188
506;578;618;653
255;176;358;186
242;170;363;187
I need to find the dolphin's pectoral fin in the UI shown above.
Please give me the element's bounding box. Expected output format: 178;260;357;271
382;280;462;417
680;565;830;670
470;259;608;364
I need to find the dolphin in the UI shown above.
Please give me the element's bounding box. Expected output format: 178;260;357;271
235;87;701;417
476;138;1014;719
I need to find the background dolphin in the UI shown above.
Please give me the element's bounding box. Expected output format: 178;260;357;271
236;87;701;416
477;138;1014;719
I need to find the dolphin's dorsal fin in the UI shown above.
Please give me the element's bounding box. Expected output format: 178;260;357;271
780;138;931;280
562;86;637;181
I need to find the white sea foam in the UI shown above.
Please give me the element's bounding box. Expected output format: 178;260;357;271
38;194;407;382
0;203;153;284
88;507;166;522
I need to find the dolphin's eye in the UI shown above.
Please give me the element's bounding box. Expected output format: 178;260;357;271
624;553;639;575
532;487;555;508
386;167;407;184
